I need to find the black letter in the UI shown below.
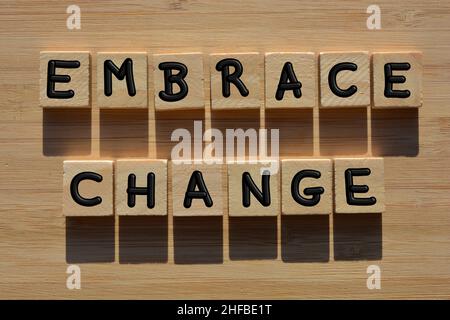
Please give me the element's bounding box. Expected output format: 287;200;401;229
70;172;103;207
345;168;377;206
183;171;213;208
104;58;136;96
47;60;80;99
158;62;189;102
291;170;324;207
242;171;271;207
328;62;358;97
215;58;249;97
276;62;302;100
127;173;155;209
384;62;411;98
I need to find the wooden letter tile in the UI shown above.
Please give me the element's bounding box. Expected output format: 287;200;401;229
63;160;113;216
154;53;204;110
373;52;423;108
281;159;332;215
97;52;148;108
334;158;385;214
115;159;167;216
210;53;262;110
171;161;225;217
227;161;280;216
40;51;90;108
320;51;370;108
265;52;316;109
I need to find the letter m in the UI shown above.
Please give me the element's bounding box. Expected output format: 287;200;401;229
103;58;136;96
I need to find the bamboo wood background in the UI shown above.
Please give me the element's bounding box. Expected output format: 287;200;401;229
0;0;449;299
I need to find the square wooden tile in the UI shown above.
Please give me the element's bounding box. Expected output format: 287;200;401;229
334;158;385;214
210;53;262;110
373;52;423;108
115;159;167;216
320;51;370;108
171;161;225;217
97;52;148;108
153;53;204;110
265;52;316;109
228;161;280;216
40;51;90;107
63;160;114;216
281;159;332;215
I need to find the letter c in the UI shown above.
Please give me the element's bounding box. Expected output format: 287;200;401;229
70;172;103;207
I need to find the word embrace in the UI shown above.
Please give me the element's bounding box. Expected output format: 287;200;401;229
40;51;423;109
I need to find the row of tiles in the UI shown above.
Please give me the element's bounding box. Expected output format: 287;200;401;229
63;158;385;217
41;51;423;110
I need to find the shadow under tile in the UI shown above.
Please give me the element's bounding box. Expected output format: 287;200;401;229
42;108;91;156
119;216;168;264
281;215;330;262
333;213;382;261
229;216;277;260
372;108;419;156
319;107;367;156
100;109;148;158
266;108;313;157
65;216;115;263
173;216;223;264
211;109;260;160
155;109;205;159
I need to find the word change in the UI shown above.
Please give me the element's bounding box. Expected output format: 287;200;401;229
63;158;385;217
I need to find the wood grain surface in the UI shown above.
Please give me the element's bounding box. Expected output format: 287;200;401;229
0;0;449;299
